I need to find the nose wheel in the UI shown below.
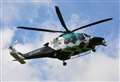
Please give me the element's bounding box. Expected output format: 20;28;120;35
63;61;67;66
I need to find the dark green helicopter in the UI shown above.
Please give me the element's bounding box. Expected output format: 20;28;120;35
9;6;112;66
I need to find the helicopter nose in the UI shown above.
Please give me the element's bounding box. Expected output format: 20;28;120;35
89;37;107;46
102;39;107;46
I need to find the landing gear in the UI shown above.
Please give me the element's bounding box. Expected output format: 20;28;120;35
63;61;67;66
92;49;96;52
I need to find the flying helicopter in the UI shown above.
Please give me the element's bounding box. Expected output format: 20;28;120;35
9;6;112;66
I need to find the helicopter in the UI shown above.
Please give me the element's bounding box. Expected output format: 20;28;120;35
9;6;112;66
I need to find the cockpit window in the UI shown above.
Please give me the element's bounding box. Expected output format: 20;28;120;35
84;33;91;38
77;33;90;41
63;33;77;44
78;33;85;40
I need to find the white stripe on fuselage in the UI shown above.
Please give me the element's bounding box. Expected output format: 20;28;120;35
49;37;83;50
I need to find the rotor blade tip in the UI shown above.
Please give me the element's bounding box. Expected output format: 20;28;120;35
110;18;113;20
17;26;21;28
108;18;113;20
55;6;58;8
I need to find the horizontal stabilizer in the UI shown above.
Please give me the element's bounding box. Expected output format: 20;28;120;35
10;52;26;64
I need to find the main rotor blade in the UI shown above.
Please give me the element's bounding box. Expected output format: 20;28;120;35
72;18;113;32
17;27;65;33
55;6;69;32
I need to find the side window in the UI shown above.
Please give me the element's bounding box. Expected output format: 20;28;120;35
64;39;70;44
79;34;85;40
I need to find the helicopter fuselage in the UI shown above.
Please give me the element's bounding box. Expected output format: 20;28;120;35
47;32;105;60
10;5;111;65
49;33;90;50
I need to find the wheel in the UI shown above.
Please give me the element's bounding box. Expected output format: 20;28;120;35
92;49;96;52
63;61;67;66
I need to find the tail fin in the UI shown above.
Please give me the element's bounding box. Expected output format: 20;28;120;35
9;46;26;64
